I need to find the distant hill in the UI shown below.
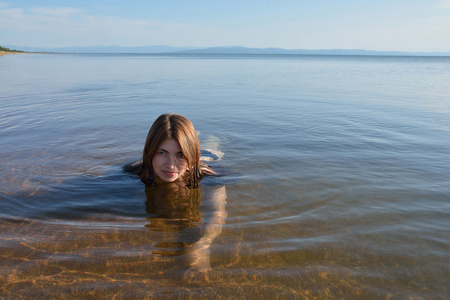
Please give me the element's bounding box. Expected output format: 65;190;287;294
4;45;450;56
178;46;450;56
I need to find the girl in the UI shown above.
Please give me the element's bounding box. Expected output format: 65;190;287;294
126;113;227;274
125;113;215;187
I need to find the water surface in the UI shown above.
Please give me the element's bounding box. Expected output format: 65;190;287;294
1;53;449;298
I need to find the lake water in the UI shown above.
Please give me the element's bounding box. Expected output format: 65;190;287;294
0;53;449;298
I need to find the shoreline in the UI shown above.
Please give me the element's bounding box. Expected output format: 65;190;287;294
0;51;25;57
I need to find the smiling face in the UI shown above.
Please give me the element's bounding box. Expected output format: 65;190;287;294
140;114;202;186
151;138;189;183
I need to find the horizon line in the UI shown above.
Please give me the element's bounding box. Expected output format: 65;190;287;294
4;44;450;56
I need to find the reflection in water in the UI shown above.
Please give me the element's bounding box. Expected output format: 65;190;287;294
145;182;227;273
145;183;201;233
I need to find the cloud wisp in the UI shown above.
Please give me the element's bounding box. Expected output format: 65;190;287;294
434;0;450;9
0;5;225;47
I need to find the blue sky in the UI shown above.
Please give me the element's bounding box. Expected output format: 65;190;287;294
1;0;450;52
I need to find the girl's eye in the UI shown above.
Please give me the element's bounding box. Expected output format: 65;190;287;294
177;153;185;158
157;151;166;155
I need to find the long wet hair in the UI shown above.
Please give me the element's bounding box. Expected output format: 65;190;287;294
136;113;213;187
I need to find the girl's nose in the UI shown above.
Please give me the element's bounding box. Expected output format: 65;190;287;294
166;155;175;168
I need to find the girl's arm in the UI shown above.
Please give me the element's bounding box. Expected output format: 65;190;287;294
185;185;227;273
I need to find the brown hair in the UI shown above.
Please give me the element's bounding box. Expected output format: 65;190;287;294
138;113;212;187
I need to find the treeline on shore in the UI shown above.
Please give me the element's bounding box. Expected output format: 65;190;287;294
0;45;24;53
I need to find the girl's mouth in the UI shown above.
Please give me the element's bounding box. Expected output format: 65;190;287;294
162;171;177;177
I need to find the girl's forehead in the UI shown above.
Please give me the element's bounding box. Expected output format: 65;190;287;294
159;138;182;151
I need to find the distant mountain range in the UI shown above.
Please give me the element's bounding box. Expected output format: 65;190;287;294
5;45;450;56
178;46;450;56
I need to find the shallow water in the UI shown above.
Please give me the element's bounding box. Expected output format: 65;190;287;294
1;53;449;298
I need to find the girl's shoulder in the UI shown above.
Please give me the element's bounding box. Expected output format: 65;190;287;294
123;160;143;175
200;150;238;186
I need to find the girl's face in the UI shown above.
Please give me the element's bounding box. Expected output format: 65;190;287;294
152;138;188;183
